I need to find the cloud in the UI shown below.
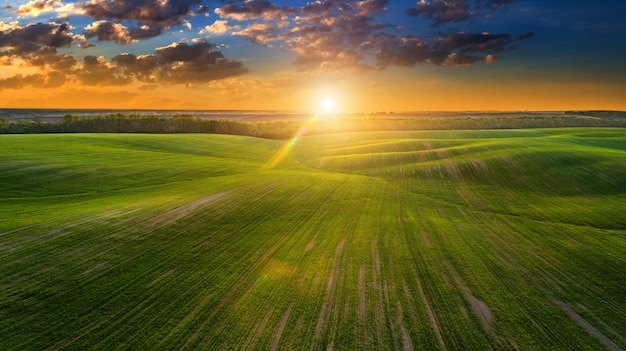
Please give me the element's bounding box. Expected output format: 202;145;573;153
484;53;499;63
199;20;239;35
215;0;294;21
154;40;248;83
373;31;512;68
27;50;77;70
356;0;388;15
0;22;77;69
112;39;248;84
15;0;63;17
232;22;281;45
231;1;385;72
56;2;79;20
111;53;159;83
227;0;516;72
0;71;65;89
0;20;246;88
0;0;530;89
84;21;135;44
0;22;74;51
406;0;472;25
285;12;378;72
517;31;535;40
0;21;20;32
406;0;514;26
81;0;201;23
487;0;513;7
79;0;203;42
435;32;512;54
75;55;132;86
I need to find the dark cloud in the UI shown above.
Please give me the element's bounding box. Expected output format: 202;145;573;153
0;71;65;89
435;32;512;54
1;22;74;51
75;54;132;86
82;0;201;23
406;0;514;26
285;13;381;72
486;0;513;7
228;0;516;72
231;1;386;72
27;50;77;70
366;31;512;68
84;21;134;44
0;24;245;88
0;22;77;70
111;53;160;83
0;22;79;89
215;0;294;20
517;31;535;40
111;39;247;84
80;0;203;42
83;20;165;45
0;0;530;88
151;40;248;83
195;4;209;15
406;0;472;26
372;34;429;67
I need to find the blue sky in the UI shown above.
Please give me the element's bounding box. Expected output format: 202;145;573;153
0;0;624;110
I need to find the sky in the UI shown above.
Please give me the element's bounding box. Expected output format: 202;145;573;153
0;0;625;111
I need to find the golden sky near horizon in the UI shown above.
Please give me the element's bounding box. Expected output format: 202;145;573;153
1;0;625;111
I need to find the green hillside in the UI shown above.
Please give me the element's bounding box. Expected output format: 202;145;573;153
1;129;624;350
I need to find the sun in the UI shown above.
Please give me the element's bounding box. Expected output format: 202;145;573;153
319;96;336;115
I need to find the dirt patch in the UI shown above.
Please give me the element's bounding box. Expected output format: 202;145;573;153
436;147;449;158
420;230;432;247
452;273;494;332
314;238;345;342
370;238;387;346
357;266;366;320
397;301;414;351
271;303;294;351
470;295;494;328
414;277;447;350
304;231;320;253
553;300;622;351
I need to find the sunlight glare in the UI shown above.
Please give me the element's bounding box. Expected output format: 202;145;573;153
319;97;336;115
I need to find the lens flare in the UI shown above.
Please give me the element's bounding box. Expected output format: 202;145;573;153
261;115;318;170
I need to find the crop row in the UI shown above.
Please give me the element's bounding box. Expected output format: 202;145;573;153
1;130;624;350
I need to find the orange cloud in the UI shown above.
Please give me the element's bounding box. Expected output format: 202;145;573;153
199;20;240;35
16;0;63;17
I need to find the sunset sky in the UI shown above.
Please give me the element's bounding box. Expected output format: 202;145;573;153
0;0;625;111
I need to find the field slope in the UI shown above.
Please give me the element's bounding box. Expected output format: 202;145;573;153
1;129;625;350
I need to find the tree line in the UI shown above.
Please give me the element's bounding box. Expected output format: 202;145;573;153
0;114;624;139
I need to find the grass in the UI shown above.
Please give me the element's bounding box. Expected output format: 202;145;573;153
1;129;625;350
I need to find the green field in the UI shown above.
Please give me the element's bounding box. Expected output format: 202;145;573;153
1;129;625;350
